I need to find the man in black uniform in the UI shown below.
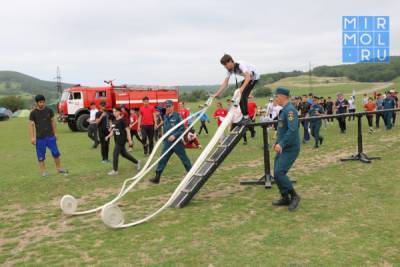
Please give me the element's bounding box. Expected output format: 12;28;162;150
96;101;110;163
105;107;141;176
335;93;349;133
325;97;334;122
297;95;311;143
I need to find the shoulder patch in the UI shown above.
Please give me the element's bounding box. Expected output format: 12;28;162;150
288;111;294;121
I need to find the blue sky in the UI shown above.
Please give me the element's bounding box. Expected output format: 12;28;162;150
0;0;399;85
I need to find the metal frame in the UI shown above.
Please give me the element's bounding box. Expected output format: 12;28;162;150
240;108;400;187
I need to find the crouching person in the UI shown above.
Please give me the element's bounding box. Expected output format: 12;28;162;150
150;100;192;184
106;107;141;176
29;95;68;177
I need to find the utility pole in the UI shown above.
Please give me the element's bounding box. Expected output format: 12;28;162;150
55;66;62;98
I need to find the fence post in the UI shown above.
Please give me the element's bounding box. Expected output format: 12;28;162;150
340;113;381;163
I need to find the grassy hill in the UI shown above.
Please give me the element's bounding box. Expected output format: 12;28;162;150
0;71;73;104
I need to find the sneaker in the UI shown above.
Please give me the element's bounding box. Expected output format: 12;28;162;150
108;170;119;176
58;168;68;175
41;171;49;177
136;160;141;171
243;141;247;145
101;160;111;163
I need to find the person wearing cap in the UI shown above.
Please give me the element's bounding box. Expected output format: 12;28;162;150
87;102;99;149
150;100;192;184
335;93;349;133
96;101;111;163
265;98;274;120
308;96;324;148
383;91;396;130
105;107;141;176
138;96;157;156
272;87;301;211
212;54;260;125
29;95;68;177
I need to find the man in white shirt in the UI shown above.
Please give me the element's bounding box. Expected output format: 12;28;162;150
87;102;99;148
213;54;260;125
229;101;248;145
265;98;274;120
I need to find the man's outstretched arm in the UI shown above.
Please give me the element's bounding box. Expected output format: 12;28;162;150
213;77;230;98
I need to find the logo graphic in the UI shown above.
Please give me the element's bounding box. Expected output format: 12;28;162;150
342;16;390;63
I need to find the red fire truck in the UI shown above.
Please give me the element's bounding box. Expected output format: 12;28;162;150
58;81;179;132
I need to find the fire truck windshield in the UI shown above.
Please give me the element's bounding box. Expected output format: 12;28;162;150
61;92;69;101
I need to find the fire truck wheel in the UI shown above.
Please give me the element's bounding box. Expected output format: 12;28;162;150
76;114;90;132
67;120;78;132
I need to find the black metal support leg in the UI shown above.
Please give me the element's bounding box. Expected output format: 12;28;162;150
340;114;381;163
240;126;274;188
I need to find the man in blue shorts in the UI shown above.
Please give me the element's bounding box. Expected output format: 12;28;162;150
29;95;68;177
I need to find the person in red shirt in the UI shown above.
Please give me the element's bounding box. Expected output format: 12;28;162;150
120;105;130;126
364;97;376;134
213;102;228;127
129;108;143;147
184;128;201;149
247;94;257;138
178;102;190;128
138;96;157;156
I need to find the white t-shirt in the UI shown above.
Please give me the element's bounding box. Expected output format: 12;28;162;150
265;102;274;118
271;105;282;119
89;109;99;123
231;105;243;124
226;61;260;81
363;97;369;105
349;99;356;109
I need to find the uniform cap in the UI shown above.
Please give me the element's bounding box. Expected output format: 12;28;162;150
274;87;290;96
165;100;173;107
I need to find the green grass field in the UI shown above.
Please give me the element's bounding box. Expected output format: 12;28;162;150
1;80;400;266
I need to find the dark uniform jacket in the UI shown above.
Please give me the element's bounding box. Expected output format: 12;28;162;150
277;102;300;150
163;111;184;143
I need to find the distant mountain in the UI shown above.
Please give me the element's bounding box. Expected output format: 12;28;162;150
0;71;73;103
313;56;400;82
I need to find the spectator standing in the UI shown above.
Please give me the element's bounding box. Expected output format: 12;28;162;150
87;102;99;148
